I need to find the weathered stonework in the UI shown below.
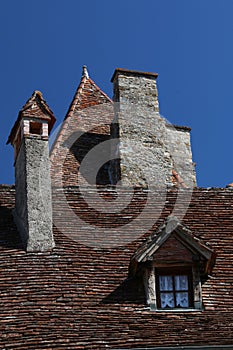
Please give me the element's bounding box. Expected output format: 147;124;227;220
110;69;196;187
14;137;54;251
166;124;197;187
112;70;160;111
111;69;172;187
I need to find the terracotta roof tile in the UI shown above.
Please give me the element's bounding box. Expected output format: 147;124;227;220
4;67;233;348
65;66;112;120
0;186;233;348
50;67;114;187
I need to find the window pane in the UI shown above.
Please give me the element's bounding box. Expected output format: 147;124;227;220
159;276;173;291
176;292;189;307
160;292;175;308
175;275;188;291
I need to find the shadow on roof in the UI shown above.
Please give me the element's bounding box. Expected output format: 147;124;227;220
101;275;145;305
0;205;23;250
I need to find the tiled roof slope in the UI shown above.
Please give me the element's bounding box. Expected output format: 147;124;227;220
65;66;112;117
50;68;114;187
0;185;233;349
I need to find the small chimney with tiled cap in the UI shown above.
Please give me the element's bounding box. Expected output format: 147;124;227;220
7;91;56;251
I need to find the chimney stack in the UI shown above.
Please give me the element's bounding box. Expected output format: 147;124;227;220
7;91;56;251
110;68;173;187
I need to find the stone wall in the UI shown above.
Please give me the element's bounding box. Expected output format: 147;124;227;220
111;70;172;187
166;124;196;187
112;72;160;111
110;69;196;188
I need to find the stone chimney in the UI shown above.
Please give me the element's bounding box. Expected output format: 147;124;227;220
7;91;56;251
110;68;173;187
110;68;196;188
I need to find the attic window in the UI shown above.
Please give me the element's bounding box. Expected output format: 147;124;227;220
30;121;42;135
156;267;193;309
131;217;216;312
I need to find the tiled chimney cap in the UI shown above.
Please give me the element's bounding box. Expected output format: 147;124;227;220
7;91;56;145
111;68;158;82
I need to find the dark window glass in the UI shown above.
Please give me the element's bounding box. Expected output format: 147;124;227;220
156;268;193;309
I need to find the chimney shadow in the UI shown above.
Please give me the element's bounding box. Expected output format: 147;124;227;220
0;205;23;249
63;131;111;185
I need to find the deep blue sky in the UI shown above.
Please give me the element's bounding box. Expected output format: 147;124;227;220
1;0;233;187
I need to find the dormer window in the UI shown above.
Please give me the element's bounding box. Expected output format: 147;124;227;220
156;267;193;309
130;216;216;312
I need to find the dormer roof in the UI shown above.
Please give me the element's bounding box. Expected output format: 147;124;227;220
132;216;216;275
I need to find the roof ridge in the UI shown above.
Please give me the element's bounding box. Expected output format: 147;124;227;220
64;75;87;120
64;72;112;121
88;77;112;104
50;73;88;157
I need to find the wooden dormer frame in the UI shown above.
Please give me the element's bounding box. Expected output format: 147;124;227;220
131;216;216;311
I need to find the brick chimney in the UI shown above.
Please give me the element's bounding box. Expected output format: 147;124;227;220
7;91;56;251
110;68;173;187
